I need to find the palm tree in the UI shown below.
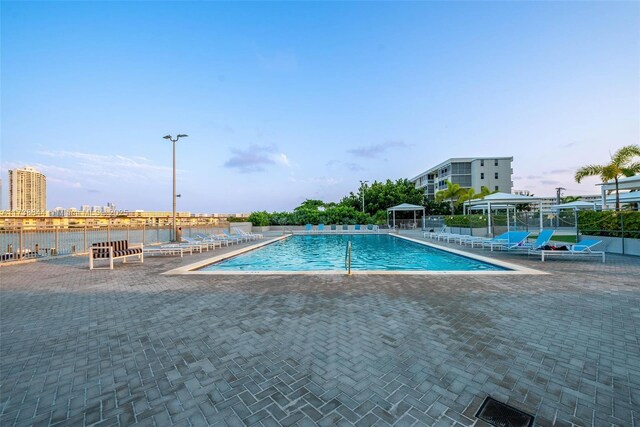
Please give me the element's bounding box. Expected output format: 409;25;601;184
575;144;640;211
435;181;468;215
457;186;494;210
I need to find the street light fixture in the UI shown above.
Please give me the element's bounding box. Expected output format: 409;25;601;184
360;180;369;213
164;134;188;241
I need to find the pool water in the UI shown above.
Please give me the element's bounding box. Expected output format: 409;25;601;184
199;234;506;272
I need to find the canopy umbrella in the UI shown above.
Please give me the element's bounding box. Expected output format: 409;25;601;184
386;203;426;229
466;192;544;236
551;200;598;210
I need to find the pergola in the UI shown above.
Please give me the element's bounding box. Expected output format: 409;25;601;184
597;175;640;210
466;192;544;235
386;203;425;229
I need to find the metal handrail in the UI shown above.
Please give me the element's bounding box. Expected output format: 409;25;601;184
345;241;352;275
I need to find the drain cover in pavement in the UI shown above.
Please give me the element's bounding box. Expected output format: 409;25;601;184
475;396;534;427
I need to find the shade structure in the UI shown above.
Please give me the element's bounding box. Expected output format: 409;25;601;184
466;192;544;235
386;203;426;229
604;191;640;205
597;175;640;209
551;200;598;210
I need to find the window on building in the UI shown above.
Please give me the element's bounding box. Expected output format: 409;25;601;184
480;173;484;179
494;159;499;166
495;172;499;179
480;160;484;167
495;186;499;191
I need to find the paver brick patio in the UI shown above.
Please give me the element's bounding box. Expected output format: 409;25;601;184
1;232;639;426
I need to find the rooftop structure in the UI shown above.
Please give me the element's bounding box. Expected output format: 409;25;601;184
410;157;513;200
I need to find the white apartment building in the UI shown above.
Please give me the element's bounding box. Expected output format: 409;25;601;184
410;157;513;200
8;166;47;211
537;194;601;213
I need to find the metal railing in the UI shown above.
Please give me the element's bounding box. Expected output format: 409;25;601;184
0;224;229;263
345;241;352;275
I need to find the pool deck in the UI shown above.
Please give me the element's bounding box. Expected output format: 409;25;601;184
1;231;638;426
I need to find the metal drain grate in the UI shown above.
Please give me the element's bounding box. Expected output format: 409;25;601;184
475;396;535;427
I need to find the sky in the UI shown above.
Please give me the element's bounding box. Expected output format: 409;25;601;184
1;1;639;213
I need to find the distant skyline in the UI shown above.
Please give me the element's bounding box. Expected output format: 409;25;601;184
2;1;638;212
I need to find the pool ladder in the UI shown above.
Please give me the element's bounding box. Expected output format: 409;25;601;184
345;241;352;275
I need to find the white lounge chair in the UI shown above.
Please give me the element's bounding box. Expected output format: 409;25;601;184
531;239;605;262
233;227;261;240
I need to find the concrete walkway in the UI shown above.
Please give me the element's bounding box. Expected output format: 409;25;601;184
1;233;638;426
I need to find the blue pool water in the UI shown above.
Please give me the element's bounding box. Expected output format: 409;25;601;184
199;234;506;272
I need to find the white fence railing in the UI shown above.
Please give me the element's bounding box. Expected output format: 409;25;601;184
0;224;228;263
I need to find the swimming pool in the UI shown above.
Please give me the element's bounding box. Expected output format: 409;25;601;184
197;234;507;272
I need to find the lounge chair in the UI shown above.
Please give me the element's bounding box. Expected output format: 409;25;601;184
223;230;247;243
199;234;231;246
354;224;362;232
330;224;337;233
233;227;262;240
305;224;312;233
424;226;448;239
342;224;349;232
317;224;325;233
509;229;555;252
531;239;605;262
182;236;219;250
481;231;530;251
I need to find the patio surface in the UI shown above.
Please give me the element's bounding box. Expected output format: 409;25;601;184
1;232;639;427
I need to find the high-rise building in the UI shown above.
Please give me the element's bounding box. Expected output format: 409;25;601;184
8;167;47;211
410;157;513;200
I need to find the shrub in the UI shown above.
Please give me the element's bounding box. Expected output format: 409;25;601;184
444;215;488;228
578;211;640;238
247;211;270;227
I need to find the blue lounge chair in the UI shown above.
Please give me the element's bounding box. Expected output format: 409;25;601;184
330;224;337;232
509;229;554;252
305;224;312;233
482;231;531;251
317;224;325;233
342;224;349;232
354;224;362;232
533;239;605;263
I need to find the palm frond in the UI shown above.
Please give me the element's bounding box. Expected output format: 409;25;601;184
621;162;640;177
611;144;640;165
574;164;604;183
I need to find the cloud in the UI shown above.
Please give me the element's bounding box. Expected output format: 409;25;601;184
6;151;173;191
563;141;581;148
288;176;343;186
547;168;574;174
540;180;562;185
224;145;290;173
326;160;365;172
347;140;409;159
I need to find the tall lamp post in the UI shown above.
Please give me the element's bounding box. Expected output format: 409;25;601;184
360;180;369;213
164;134;188;242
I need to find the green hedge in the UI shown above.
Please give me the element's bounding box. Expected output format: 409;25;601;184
578;211;640;238
443;215;488;227
248;207;374;226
